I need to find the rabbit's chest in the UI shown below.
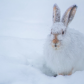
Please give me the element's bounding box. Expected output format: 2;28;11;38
45;50;74;74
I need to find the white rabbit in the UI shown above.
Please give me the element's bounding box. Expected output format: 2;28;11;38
44;4;84;76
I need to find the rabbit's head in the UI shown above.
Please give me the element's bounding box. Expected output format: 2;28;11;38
50;4;77;49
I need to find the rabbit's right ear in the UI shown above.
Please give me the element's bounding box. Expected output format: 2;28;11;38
62;5;77;27
53;4;60;23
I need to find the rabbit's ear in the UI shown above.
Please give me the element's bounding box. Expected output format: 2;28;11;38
53;4;60;23
62;5;77;27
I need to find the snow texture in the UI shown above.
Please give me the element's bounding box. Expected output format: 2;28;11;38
51;22;66;34
0;0;84;84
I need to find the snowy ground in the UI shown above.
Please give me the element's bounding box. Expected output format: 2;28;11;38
0;0;84;84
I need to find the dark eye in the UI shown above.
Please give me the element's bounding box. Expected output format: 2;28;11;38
62;31;64;35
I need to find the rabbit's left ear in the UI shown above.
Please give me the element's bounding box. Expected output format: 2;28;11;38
62;5;77;27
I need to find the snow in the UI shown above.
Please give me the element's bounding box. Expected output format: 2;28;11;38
0;0;84;84
51;22;66;34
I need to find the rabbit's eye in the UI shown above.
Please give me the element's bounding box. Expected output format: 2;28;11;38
62;31;64;35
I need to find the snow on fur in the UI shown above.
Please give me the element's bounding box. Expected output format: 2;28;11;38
51;22;66;34
53;4;60;22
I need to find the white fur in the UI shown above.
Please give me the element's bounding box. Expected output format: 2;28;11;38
51;22;66;34
44;27;84;75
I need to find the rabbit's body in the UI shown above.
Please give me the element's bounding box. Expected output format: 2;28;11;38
44;4;84;75
44;27;84;75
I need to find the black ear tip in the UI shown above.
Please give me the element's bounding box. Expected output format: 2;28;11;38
73;5;78;8
54;4;56;6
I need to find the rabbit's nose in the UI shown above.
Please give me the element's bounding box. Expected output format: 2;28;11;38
55;44;57;47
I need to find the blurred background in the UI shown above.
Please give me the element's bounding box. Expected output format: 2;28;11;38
0;0;84;39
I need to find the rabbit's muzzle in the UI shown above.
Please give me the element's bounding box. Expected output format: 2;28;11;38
52;34;61;49
52;42;61;50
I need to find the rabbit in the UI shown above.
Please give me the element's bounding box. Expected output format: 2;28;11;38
44;4;84;76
